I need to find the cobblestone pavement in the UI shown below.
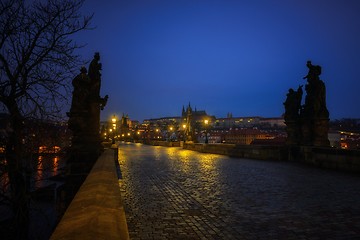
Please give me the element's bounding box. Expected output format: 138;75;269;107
118;143;360;240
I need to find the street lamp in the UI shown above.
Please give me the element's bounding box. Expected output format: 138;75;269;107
169;126;174;142
182;124;186;141
155;128;159;140
111;115;116;144
112;115;116;130
204;119;209;144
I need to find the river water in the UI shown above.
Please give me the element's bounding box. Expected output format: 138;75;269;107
0;154;66;239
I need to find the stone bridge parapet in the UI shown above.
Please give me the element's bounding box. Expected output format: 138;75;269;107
182;143;360;173
51;147;129;240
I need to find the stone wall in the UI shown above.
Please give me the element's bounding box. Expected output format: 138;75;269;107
147;140;181;147
183;143;287;161
183;143;360;173
289;146;360;173
51;147;129;240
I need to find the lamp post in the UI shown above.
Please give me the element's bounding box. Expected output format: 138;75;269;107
109;128;113;143
182;124;186;141
137;131;141;142
155;128;159;141
204;119;209;144
168;127;174;142
111;115;116;144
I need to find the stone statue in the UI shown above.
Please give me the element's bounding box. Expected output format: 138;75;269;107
301;61;329;146
100;95;109;110
68;67;90;132
302;60;329;119
86;53;108;138
64;52;109;209
69;67;89;113
88;52;102;100
67;52;109;163
88;53;102;79
284;85;303;121
283;85;303;145
303;60;321;82
284;60;329;147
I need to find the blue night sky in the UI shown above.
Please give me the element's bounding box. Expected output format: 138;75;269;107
76;0;360;122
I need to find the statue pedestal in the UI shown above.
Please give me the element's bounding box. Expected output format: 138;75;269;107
285;120;300;145
61;134;102;210
300;118;312;146
312;118;330;147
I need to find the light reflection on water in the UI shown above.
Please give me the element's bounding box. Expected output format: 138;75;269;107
53;156;59;176
36;156;44;185
33;154;65;190
0;155;65;193
0;158;9;192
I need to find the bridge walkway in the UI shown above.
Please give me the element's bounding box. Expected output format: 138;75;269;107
119;142;360;239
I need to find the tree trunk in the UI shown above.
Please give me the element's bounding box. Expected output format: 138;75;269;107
6;101;29;239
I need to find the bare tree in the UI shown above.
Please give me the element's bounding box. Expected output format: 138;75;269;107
0;0;92;238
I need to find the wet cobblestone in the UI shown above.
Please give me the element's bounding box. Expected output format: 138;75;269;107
118;143;360;239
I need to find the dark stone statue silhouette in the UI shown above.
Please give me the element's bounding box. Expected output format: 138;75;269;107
303;60;322;82
68;52;108;141
87;52;108;141
284;86;303;121
283;85;303;144
64;52;108;209
68;67;90;132
284;61;329;147
88;52;102;88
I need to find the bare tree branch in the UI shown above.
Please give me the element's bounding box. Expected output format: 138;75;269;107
0;0;93;237
0;0;93;119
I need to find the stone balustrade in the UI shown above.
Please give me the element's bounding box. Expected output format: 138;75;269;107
182;143;360;173
51;147;129;240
